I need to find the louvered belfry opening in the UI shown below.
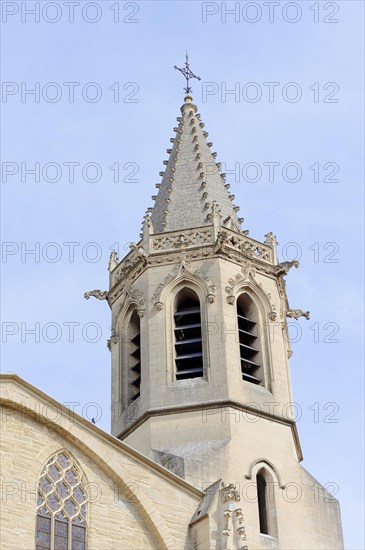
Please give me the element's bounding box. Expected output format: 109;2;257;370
128;310;141;401
237;294;262;385
174;289;204;380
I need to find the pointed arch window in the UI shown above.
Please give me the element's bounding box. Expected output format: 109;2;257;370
174;288;203;380
36;450;88;550
256;468;278;537
237;294;263;385
257;471;269;534
128;310;141;402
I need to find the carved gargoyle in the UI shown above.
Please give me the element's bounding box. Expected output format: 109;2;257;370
287;309;310;320
84;290;108;301
276;260;300;276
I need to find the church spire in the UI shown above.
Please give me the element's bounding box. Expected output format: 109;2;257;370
150;93;243;234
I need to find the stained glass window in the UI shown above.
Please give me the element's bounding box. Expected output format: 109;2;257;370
36;450;88;550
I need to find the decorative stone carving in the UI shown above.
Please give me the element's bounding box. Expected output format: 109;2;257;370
214;229;229;254
151;227;213;252
268;311;277;321
110;331;119;345
152;261;216;309
264;231;277;243
108;251;119;272
84;290;108;301
106;326;119;351
112;246;144;287
222;483;241;503
287;309;310;320
142;213;154;252
110;284;147;317
129;242;148;262
125;285;146;317
276;260;300;276
110;230;282;306
221;483;248;550
106;331;119;351
215;228;272;264
209;200;222;218
109;261;146;301
225;263;256;304
264;232;278;264
195;269;216;302
152;282;166;308
208;201;222;240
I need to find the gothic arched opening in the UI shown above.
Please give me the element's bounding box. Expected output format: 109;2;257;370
256;468;278;538
128;310;141;402
174;288;203;380
236;293;263;385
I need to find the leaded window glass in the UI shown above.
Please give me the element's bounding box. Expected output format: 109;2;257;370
36;450;88;550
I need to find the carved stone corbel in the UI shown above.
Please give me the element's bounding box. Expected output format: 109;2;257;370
267;302;278;321
207;293;215;304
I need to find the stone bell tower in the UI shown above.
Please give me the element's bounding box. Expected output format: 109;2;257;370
93;83;343;548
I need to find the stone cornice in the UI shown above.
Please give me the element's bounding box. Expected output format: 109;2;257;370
108;250;281;307
107;225;283;306
116;399;303;463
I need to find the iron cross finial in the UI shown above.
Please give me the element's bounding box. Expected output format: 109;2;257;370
174;52;201;94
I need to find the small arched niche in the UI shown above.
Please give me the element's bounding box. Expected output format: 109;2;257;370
236;293;263;386
173;287;204;381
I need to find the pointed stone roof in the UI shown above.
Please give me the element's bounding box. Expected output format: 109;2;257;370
150;95;243;234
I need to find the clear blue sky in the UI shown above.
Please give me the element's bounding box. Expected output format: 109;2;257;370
1;1;364;548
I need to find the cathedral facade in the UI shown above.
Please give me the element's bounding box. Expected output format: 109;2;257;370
0;92;344;549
